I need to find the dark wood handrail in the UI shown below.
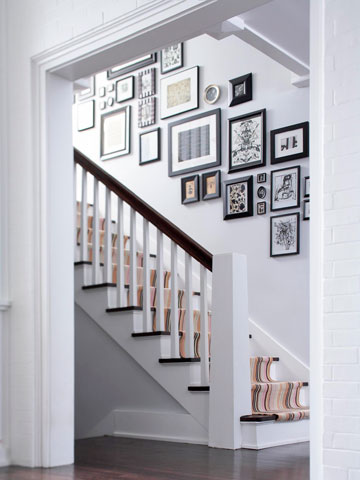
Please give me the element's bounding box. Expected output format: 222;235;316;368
74;148;213;271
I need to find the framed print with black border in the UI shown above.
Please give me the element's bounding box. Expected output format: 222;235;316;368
116;76;134;103
271;165;300;211
257;172;267;183
161;43;183;74
201;170;221;200
100;106;131;160
181;175;199;204
223;175;253;220
270;121;309;164
270;212;300;257
257;202;266;215
107;53;157;79
229;73;252;107
139;128;161;166
304;176;310;198
160;66;199;119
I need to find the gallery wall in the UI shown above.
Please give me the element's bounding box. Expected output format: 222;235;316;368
73;33;310;364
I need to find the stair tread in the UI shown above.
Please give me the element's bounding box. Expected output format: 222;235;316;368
188;385;210;392
159;357;200;364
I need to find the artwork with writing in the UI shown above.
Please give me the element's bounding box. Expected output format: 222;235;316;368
271;166;300;211
181;174;199;204
270;212;300;257
270;122;309;164
223;176;253;220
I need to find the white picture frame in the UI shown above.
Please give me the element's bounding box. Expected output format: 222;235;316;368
160;66;199;119
77;100;95;131
139;128;161;165
100;106;131;160
116;76;134;103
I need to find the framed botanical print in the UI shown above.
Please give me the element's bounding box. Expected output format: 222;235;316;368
161;43;183;74
160;66;199;119
304;176;310;198
303;199;310;220
139;128;160;165
138;98;156;128
138;68;156;98
116;76;134;103
229;73;252;107
271;166;300;211
201;170;221;200
168;108;221;177
107;53;157;79
229;109;266;173
270;121;309;164
223;176;253;220
100;106;131;160
181;175;199;204
270;212;300;257
257;202;266;215
77;100;95;131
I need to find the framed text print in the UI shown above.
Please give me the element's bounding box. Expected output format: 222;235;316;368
270;121;309;164
160;66;199;119
100;106;131;160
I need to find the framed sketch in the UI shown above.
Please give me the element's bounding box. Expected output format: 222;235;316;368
138;68;156;98
271;166;300;211
229;73;252;107
116;76;134;103
139;128;160;165
181;175;199;204
168;108;221;177
100;106;131;160
76;76;95;102
257;186;266;199
257;172;267;183
304;176;310;198
161;43;183;74
202;170;221;200
160;66;199;119
77;100;95;131
204;85;221;105
107;53;157;79
257;202;266;215
223;176;253;220
304;199;310;220
270;212;300;257
270;121;309;164
138;97;156;128
229;109;266;173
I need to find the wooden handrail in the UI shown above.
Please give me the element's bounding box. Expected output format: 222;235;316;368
74;148;213;271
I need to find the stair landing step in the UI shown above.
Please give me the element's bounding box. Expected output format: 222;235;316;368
188;385;210;392
159;357;200;364
132;331;170;337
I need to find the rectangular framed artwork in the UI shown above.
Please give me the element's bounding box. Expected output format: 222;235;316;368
270;121;309;164
271;165;300;211
181;175;199;204
304;176;310;198
228;73;252;107
223;175;253;220
257;202;266;215
100;106;131;160
77;100;95;131
138;68;156;98
303;199;310;220
76;76;95;102
107;53;157;79
160;66;199;119
270;212;300;257
161;43;183;74
138;97;156;128
257;172;267;183
139;128;161;165
201;170;221;200
116;76;134;103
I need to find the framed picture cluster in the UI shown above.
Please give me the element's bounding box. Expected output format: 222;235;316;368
181;170;221;204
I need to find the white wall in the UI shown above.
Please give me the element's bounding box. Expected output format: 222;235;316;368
73;33;310;364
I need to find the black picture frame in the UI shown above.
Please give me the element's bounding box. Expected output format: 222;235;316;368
160;43;183;74
201;170;221;200
100;106;131;160
228;109;266;173
270;212;300;257
304;176;310;198
223;175;253;220
257;202;266;215
115;75;135;103
139;127;161;166
303;199;310;220
257;186;266;199
270;121;309;164
257;172;267;183
181;175;200;204
107;53;157;79
229;73;252;107
271;165;300;212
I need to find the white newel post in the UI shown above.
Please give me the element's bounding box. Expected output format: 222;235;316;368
208;253;251;450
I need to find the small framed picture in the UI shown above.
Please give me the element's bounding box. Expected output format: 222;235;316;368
99;101;106;110
160;66;199;119
107;97;114;107
181;175;199;205
100;106;131;160
304;199;310;220
257;202;266;215
270;122;309;164
107;83;114;92
271;166;300;211
202;170;221;200
229;109;266;173
257;172;267;183
138;68;156;99
107;53;157;79
304;176;310;198
270;212;300;257
77;100;95;131
99;86;106;97
138;97;156;128
204;85;221;105
161;43;183;74
223;176;253;220
229;73;252;107
116;76;134;103
139;128;161;166
76;76;95;102
257;186;266;199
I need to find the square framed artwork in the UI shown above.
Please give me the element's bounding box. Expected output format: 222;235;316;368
229;109;266;173
270;121;309;164
257;172;267;183
229;73;252;107
304;176;310;198
270;212;300;257
168;108;221;177
138;68;156;99
116;76;134;103
107;53;157;79
181;175;199;204
223;176;253;220
201;170;221;201
271;165;300;212
303;199;310;220
161;43;183;74
138;97;156;128
139;128;161;166
160;66;199;119
77;100;95;131
100;106;131;160
257;202;266;215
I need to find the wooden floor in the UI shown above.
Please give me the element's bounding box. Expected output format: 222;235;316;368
0;436;309;479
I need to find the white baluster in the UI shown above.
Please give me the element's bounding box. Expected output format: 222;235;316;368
185;253;194;359
170;241;179;358
74;163;77;257
129;207;137;306
92;178;100;284
143;219;151;331
116;198;125;307
200;265;209;385
156;230;165;332
80;168;88;261
104;187;112;284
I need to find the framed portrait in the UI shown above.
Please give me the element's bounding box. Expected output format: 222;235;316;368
257;186;266;199
229;109;266;173
107;53;157;79
116;76;134;103
257;172;267;183
76;76;95;102
139;128;161;165
77;100;95;131
270;121;309;164
229;73;252;107
138;97;156;128
304;176;310;198
168;108;221;177
204;84;221;105
270;212;300;257
201;170;221;200
257;202;266;215
181;175;199;204
271;166;300;211
304;199;310;220
138;68;156;99
223;176;253;220
100;106;131;160
160;66;199;119
161;43;183;74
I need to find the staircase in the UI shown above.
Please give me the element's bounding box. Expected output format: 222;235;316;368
74;149;309;449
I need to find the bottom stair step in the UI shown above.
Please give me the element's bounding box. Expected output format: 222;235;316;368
240;414;277;423
132;331;170;337
159;357;200;364
188;386;210;392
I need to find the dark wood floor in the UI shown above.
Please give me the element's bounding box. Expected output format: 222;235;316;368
0;436;309;479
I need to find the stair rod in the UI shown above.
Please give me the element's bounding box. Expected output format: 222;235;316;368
142;218;151;331
80;167;88;261
104;187;112;283
116;197;125;307
185;253;195;358
92;178;100;284
156;230;165;332
129;207;137;306
200;265;210;385
170;241;180;358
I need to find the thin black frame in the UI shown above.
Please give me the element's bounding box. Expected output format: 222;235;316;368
304;176;310;198
77;100;95;132
139;127;161;166
201;170;221;200
160;43;183;74
181;174;200;205
100;106;131;160
257;186;266;199
303;199;310;220
115;75;135;103
257;172;267;183
223;175;253;220
257;202;266;215
229;73;252;107
107;53;157;79
168;108;221;177
228;108;266;174
270;121;309;164
270;212;300;257
270;165;301;212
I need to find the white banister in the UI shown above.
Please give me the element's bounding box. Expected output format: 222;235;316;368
170;241;179;358
80;168;88;261
185;253;194;359
92;178;100;284
104;187;112;283
74;163;77;256
156;230;165;332
142;218;151;331
116;198;125;307
129;207;137;306
200;265;209;383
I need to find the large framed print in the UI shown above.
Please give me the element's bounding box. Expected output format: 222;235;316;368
271;165;300;211
270;121;309;164
107;53;157;79
270;212;300;257
160;66;199;119
161;43;183;74
223;176;253;220
77;100;95;131
168;108;221;177
229;109;266;173
100;106;131;160
139;128;160;165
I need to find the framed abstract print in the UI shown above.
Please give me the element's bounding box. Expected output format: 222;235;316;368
107;53;157;79
201;170;221;200
160;66;199;119
223;176;253;220
100;106;131;160
270;212;300;257
229;73;252;107
303;199;310;220
138;68;156;98
228;109;266;173
304;176;310;198
181;175;199;204
271;166;300;211
138;97;156;128
161;43;183;74
270;121;309;164
116;76;134;103
77;100;95;131
139;128;160;165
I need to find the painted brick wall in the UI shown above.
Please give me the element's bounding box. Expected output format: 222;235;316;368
323;0;360;478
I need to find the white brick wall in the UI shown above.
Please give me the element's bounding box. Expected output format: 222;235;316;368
323;0;360;477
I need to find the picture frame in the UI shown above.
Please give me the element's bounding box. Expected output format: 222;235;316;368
223;175;253;220
99;101;106;110
181;175;200;205
271;165;300;211
228;109;266;173
116;76;134;103
204;84;221;105
107;53;157;79
257;202;266;215
201;170;221;200
138;68;156;99
138;97;156;128
77;100;95;131
270;212;300;257
229;73;252;107
99;86;106;97
270;121;309;164
100;106;131;160
161;43;183;74
304;176;310;198
107;83;114;92
139;128;161;166
257;172;267;183
76;76;95;102
160;66;199;120
257;186;266;199
168;108;221;177
107;97;114;107
303;199;310;220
